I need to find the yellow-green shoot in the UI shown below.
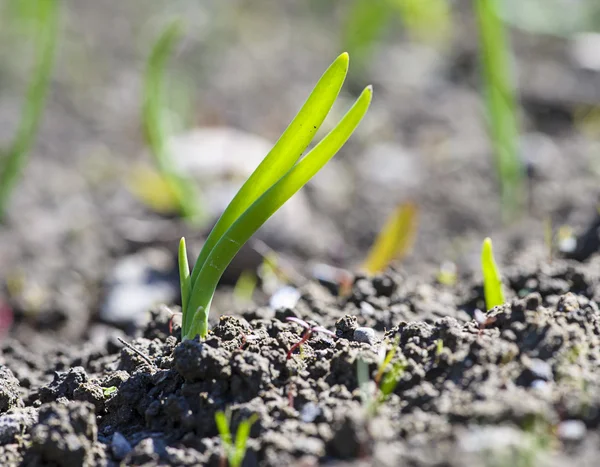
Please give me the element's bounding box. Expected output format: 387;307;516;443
215;410;258;467
474;0;525;219
361;202;418;275
481;237;504;310
179;53;372;341
0;0;59;220
142;20;204;224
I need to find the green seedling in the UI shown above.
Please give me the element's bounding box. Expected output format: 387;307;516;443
102;386;118;398
142;20;204;223
0;0;59;220
361;201;418;275
215;410;258;467
393;0;452;43
474;0;524;219
233;270;258;305
436;260;457;286
481;237;505;310
342;0;452;70
358;337;405;416
179;53;372;340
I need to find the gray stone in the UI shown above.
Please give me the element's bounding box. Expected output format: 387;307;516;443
353;327;377;345
111;432;132;460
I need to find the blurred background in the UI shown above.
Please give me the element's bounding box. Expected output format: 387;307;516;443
1;0;600;341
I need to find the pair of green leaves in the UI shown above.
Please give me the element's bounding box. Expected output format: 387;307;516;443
179;52;372;340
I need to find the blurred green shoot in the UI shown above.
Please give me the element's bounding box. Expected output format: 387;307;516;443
102;386;117;398
543;216;554;263
142;20;204;224
215;410;258;467
179;53;372;340
474;0;525;220
342;0;391;68
361;202;418;275
342;0;452;69
233;270;258;305
392;0;452;43
358;337;405;416
0;0;59;220
481;237;505;310
436;260;457;286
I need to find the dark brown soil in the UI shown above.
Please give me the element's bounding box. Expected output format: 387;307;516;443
2;258;600;466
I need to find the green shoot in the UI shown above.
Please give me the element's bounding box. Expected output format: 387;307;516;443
142;20;204;224
436;260;457;286
0;0;59;220
361;202;418;275
481;237;505;310
342;0;452;70
474;0;525;219
215;410;258;467
179;53;372;340
358;337;405;416
543;216;554;263
342;0;391;69
178;238;191;318
233;270;258;305
392;0;452;44
102;386;117;398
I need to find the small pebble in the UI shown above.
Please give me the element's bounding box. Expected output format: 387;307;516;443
300;402;321;423
111;432;132;460
269;286;301;310
529;359;553;381
359;301;375;316
530;379;550;394
353;327;377;345
557;420;586;442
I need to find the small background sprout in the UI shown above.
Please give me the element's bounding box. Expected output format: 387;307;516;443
0;0;59;220
215;410;258;467
139;19;205;224
361;202;418;275
481;237;505;310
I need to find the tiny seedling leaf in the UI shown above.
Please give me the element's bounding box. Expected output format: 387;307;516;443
178;238;190;319
232;414;258;467
374;338;398;384
362;202;418;275
379;359;406;398
481;237;505;310
102;386;117;398
215;410;257;467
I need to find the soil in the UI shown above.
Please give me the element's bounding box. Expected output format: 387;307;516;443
2;0;600;466
3;259;600;466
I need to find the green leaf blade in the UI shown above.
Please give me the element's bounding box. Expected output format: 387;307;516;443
178;237;191;331
232;414;258;467
481;237;505;310
188;52;351;295
215;411;233;463
184;85;372;340
474;0;524;219
0;0;59;219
